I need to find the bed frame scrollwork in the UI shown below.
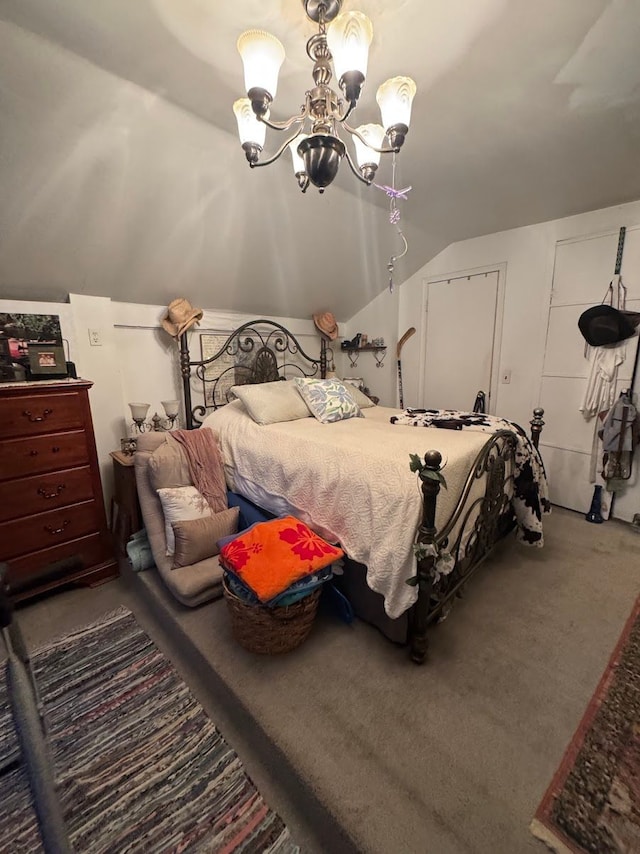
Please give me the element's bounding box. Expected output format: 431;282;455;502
179;319;326;429
409;410;545;664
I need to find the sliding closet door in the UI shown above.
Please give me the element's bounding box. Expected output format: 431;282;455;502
539;228;640;517
422;271;499;411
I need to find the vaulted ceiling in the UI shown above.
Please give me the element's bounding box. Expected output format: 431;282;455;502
1;0;639;320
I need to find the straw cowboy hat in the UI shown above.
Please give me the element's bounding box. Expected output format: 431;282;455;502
313;312;339;341
162;298;204;338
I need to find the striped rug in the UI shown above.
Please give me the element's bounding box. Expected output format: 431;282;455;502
0;607;299;853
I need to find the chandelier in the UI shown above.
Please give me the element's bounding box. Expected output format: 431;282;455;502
232;0;417;194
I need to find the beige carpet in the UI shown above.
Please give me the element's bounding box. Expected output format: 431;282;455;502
13;507;640;853
129;506;640;854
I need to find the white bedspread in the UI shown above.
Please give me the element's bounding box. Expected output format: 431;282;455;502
202;402;492;619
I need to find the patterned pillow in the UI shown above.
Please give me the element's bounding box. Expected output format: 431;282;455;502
157;485;212;556
294;378;363;423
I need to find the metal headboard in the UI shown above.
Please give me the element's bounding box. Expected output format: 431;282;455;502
179;319;327;428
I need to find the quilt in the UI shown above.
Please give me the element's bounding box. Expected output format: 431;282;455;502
201;403;547;619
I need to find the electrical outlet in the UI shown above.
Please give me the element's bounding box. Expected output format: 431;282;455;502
88;328;102;346
501;369;511;384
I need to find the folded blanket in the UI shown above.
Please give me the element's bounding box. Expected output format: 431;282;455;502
171;428;227;514
390;409;551;546
126;529;155;572
219;516;343;603
225;564;334;607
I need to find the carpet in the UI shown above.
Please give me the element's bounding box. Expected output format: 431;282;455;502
531;593;640;854
0;607;299;853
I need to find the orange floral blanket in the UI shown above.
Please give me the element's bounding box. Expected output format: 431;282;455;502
219;516;343;603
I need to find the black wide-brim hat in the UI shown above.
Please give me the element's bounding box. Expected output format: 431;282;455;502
578;304;640;347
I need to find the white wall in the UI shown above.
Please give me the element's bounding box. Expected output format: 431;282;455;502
342;287;400;406
394;197;640;521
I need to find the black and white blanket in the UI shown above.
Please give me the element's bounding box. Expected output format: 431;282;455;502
390;409;551;546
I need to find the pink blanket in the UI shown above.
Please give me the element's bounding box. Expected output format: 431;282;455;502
172;428;228;514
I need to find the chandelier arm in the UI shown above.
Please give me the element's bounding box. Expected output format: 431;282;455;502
335;100;356;124
251;127;305;169
343;121;400;154
342;146;373;186
259;108;308;132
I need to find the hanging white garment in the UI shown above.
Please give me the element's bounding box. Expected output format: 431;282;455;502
579;276;629;496
579;340;628;418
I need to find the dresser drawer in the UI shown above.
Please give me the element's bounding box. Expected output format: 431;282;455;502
0;391;85;439
0;500;100;560
0;466;94;522
5;532;112;591
0;430;89;480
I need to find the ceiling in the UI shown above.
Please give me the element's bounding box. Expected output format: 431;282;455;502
1;0;640;321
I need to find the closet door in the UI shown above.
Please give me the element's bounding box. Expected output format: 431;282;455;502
539;229;640;517
422;271;499;411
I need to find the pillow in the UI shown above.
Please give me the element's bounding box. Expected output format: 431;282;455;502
157;485;212;555
148;436;191;491
172;506;239;568
293;378;363;424
339;382;376;409
230;379;312;425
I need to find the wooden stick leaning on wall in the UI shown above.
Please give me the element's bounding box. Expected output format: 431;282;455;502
396;327;416;409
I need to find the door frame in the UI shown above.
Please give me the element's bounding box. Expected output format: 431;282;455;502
418;262;507;413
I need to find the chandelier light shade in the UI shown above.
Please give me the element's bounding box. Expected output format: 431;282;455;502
353;123;385;167
233;0;416;193
233;97;267;162
237;30;285;104
326;11;373;98
376;76;417;149
288;134;310;191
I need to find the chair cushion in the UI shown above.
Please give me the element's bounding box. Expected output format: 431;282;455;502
134;445;223;606
148;436;191;490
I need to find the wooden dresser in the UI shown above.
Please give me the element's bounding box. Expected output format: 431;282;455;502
0;379;117;599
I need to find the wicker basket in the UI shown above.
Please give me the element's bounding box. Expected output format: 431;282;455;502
222;577;322;654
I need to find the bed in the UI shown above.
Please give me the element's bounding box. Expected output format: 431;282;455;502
177;319;548;663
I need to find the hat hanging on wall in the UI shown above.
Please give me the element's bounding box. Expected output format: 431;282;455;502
313;312;339;341
578;304;640;348
162;298;204;338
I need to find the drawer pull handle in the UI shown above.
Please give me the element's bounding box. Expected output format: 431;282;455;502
52;447;60;453
29;450;39;457
45;520;71;536
23;408;53;423
38;485;65;500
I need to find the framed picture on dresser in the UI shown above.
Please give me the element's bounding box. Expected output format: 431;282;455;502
26;342;68;379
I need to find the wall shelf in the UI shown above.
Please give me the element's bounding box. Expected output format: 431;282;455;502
342;345;387;368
